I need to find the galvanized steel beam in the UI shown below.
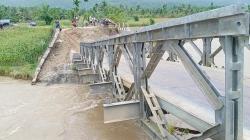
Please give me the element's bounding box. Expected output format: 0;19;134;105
157;96;213;133
84;5;249;46
201;38;212;67
170;40;224;110
132;42;146;118
103;100;140;123
188;124;222;140
120;44;134;73
187;40;202;57
143;42;165;78
79;5;249;140
223;36;244;140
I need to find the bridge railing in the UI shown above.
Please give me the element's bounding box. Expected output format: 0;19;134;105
79;4;250;140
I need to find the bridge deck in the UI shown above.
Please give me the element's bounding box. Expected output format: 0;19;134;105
108;56;250;136
83;4;250;139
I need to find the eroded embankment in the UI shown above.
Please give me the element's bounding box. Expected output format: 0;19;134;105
0;26;150;140
38;27;117;83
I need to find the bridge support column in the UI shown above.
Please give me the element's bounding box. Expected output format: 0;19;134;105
201;38;212;67
108;45;117;99
91;46;96;69
86;47;92;66
80;44;84;57
133;42;146;118
80;43;89;63
83;46;88;64
223;36;244;140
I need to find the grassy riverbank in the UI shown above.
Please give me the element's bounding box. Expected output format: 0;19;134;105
0;25;53;79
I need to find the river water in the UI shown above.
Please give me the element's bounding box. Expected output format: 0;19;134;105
0;77;149;140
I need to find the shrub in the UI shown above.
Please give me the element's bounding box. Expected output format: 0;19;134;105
133;16;139;21
149;18;155;25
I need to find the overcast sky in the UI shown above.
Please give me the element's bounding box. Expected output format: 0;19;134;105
0;0;249;8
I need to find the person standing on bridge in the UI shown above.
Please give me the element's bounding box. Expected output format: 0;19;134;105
72;18;77;28
55;20;62;31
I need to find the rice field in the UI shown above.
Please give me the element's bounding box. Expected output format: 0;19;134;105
0;25;53;79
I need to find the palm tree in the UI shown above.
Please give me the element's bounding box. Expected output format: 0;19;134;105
73;0;88;19
40;5;53;25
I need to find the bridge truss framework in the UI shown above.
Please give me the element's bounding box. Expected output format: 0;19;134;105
78;5;250;140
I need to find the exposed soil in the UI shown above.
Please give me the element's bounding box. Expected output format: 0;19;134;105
38;27;117;81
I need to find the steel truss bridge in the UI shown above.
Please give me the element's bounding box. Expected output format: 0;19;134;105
73;4;250;140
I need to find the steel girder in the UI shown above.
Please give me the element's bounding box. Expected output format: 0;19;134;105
79;5;249;140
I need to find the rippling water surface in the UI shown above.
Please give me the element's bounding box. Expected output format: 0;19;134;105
0;77;149;140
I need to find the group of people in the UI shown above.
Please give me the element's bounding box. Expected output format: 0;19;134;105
55;18;78;31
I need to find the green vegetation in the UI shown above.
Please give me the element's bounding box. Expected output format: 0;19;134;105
73;0;88;18
73;0;81;18
133;16;139;22
0;26;53;79
60;20;72;28
87;2;127;23
1;1;250;27
168;124;176;135
40;5;54;25
149;18;155;25
0;2;222;27
0;5;72;23
124;3;219;19
126;17;169;27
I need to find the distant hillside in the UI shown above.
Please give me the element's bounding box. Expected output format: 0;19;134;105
0;0;249;9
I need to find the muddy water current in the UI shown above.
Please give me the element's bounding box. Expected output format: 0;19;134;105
0;77;149;140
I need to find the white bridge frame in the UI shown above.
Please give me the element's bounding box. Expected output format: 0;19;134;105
79;5;250;140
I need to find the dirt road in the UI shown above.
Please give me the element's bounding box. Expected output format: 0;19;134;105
38;27;117;81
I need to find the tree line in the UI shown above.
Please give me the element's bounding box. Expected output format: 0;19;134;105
0;1;249;25
0;5;71;24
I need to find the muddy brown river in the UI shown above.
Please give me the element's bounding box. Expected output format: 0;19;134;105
0;77;149;140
